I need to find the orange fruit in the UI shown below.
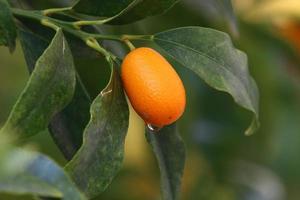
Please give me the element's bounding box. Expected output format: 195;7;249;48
121;47;186;128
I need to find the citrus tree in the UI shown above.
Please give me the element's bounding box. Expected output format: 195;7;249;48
0;0;260;199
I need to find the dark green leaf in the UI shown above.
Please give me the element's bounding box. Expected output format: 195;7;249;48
18;27;91;159
73;0;133;18
146;124;186;200
65;60;129;198
154;27;259;135
111;0;179;24
73;0;179;24
0;30;76;139
0;144;86;199
49;79;91;160
0;0;17;52
18;28;50;73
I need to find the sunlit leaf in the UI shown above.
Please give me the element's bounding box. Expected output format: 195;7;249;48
65;59;129;198
0;143;86;199
0;30;76;139
0;0;17;52
146;124;185;200
154;27;259;135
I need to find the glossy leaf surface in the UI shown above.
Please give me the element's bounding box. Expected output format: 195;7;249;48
154;27;259;135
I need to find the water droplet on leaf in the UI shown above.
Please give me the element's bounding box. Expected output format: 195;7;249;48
147;124;162;132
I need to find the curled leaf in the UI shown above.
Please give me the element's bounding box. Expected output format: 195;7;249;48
65;60;129;198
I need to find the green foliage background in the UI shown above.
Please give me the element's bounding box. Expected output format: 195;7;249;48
1;0;300;200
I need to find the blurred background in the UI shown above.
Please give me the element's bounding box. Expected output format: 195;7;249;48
1;0;300;199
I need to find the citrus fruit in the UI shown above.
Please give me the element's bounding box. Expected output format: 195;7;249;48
121;47;186;128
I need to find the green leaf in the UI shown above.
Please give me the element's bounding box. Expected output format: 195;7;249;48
154;27;259;135
0;0;17;52
48;79;91;160
73;0;133;17
111;0;179;24
0;30;76;139
0;144;86;199
65;60;129;198
18;27;90;159
73;0;179;24
146;124;186;200
18;28;50;73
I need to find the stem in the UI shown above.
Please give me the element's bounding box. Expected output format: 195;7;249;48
12;8;43;22
73;19;106;28
88;33;123;41
12;9;148;39
12;8;153;42
12;8;72;27
41;19;60;31
86;38;116;61
11;8;154;59
122;34;154;41
42;7;72;16
123;39;136;51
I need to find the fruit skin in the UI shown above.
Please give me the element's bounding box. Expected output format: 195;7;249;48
121;47;186;127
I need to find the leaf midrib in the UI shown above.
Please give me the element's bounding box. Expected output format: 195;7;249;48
154;37;255;111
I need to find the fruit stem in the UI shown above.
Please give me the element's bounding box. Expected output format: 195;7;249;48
123;39;136;51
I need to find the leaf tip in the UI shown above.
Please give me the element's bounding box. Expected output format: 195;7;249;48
244;118;260;136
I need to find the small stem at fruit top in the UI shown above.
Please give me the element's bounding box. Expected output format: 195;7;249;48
123;39;136;51
42;7;72;16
